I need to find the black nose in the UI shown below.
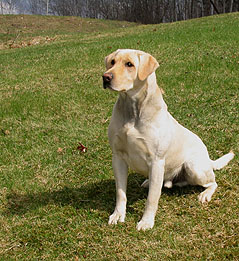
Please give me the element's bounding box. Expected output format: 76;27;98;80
102;73;113;83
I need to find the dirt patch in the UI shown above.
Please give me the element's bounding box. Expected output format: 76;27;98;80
0;35;57;50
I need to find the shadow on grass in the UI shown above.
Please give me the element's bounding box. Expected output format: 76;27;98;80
4;174;203;216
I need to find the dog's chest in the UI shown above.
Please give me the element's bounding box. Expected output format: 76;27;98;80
113;123;153;175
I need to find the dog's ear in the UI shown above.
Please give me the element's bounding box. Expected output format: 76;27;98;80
138;53;159;81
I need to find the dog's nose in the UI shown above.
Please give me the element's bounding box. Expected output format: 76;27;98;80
102;73;113;83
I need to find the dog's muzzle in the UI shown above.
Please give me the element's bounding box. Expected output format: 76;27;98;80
102;73;113;89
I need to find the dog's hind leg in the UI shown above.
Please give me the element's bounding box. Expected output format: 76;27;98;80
142;179;174;189
198;181;218;203
164;180;173;188
174;181;189;187
185;161;217;203
141;179;149;188
197;152;234;203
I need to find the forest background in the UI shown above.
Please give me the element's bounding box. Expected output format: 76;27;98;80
1;0;239;24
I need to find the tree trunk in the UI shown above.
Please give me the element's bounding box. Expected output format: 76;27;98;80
191;0;194;19
201;0;204;17
46;0;49;15
222;0;226;13
174;0;177;21
229;0;234;12
210;0;219;14
0;0;3;14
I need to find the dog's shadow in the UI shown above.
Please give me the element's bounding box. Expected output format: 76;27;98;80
4;174;203;216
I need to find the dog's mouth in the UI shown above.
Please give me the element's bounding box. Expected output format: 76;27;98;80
103;81;117;91
103;82;112;90
103;83;127;93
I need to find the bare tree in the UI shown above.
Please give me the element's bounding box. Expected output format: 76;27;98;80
0;0;3;14
1;0;18;14
15;0;239;24
210;0;220;14
229;0;234;12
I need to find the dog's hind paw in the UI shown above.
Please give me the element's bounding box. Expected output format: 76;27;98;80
164;180;173;188
141;179;149;188
198;182;217;203
108;210;125;225
136;218;154;231
198;191;212;203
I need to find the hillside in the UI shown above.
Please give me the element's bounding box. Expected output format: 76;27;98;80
0;13;238;260
0;14;138;49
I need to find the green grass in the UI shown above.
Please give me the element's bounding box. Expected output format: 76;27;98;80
0;13;238;260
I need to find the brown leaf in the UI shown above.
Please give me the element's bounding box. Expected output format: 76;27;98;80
77;143;87;153
4;130;10;135
57;147;63;154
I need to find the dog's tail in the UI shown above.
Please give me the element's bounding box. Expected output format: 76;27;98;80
212;151;234;170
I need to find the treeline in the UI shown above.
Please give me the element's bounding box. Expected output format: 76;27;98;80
1;0;239;24
48;0;239;23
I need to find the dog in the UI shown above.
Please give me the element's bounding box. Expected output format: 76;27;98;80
102;49;234;231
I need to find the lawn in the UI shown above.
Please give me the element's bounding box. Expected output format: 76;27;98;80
0;13;238;260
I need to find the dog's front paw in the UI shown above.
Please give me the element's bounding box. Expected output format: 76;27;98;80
136;218;154;231
108;210;125;225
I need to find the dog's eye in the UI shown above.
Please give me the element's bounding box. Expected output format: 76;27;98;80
111;59;115;66
126;62;134;67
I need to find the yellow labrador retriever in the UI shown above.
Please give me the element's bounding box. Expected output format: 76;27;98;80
102;49;234;231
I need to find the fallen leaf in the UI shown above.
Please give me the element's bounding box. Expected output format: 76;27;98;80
77;143;87;153
101;118;109;124
4;130;10;135
57;147;63;154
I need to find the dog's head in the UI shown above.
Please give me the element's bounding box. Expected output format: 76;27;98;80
102;49;159;92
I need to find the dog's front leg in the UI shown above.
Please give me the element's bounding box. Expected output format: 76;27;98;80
108;154;128;225
137;158;165;231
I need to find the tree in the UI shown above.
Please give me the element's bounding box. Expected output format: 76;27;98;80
6;0;238;24
0;0;18;14
229;0;234;12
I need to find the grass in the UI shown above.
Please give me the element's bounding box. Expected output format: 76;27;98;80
0;13;238;260
0;14;138;49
